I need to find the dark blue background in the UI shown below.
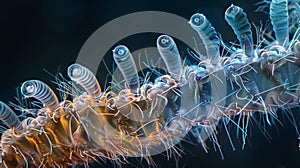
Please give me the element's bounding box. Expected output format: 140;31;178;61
0;0;299;167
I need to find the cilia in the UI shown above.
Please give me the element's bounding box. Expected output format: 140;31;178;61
1;0;300;167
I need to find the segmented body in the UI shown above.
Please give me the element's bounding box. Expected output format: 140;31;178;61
1;0;300;167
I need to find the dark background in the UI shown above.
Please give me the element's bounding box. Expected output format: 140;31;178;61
0;0;300;167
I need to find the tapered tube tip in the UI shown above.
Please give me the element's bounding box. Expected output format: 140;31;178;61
21;81;37;97
189;13;205;27
113;45;129;60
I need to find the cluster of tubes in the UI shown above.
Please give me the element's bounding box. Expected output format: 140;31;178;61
0;0;298;165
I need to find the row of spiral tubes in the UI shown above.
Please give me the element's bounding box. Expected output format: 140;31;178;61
1;0;300;167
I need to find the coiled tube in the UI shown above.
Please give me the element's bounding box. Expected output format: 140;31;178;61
0;101;20;129
113;45;140;93
157;35;183;81
225;4;253;57
21;80;59;111
270;0;289;45
189;13;220;64
68;64;102;98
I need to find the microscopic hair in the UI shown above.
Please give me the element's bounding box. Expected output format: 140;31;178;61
0;0;300;167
